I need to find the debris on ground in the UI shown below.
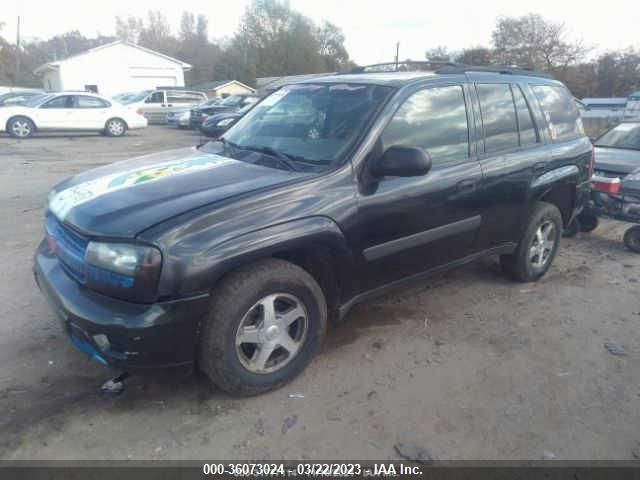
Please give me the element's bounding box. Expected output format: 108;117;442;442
255;418;265;436
542;450;557;460
288;393;304;399
604;341;628;357
282;415;297;434
394;442;433;464
632;448;640;460
101;372;130;394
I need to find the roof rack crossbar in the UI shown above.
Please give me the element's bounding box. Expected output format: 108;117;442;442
350;60;463;73
435;65;554;78
348;62;553;79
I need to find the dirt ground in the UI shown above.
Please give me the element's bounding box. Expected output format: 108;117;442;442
0;127;638;461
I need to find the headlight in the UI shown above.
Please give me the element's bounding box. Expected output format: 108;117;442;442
217;118;235;127
179;111;190;120
85;241;162;303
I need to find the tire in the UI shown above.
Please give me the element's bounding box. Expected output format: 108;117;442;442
104;118;127;137
198;258;327;396
500;201;563;282
623;226;640;253
7;116;35;138
577;213;599;233
563;217;580;238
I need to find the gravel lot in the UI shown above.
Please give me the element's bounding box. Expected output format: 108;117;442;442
0;126;638;460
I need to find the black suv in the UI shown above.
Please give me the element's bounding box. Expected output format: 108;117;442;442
34;64;592;395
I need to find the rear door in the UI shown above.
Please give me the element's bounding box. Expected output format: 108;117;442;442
472;81;548;249
35;95;76;129
354;82;485;292
74;95;111;129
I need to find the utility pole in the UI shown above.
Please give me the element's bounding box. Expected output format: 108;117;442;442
15;16;21;85
394;42;399;71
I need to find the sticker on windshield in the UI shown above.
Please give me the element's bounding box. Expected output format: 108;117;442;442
49;154;234;219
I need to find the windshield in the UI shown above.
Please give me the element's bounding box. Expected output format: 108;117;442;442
113;90;152;105
218;83;392;166
24;94;54;107
220;95;245;106
595;123;640;150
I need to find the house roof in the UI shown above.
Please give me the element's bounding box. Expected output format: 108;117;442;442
34;40;191;75
190;80;255;92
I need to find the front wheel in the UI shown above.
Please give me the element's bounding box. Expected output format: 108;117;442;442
198;259;327;396
105;118;127;137
501;202;562;282
623;226;640;253
7;117;35;138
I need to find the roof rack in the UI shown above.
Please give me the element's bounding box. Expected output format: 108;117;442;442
435;65;554;78
349;61;554;79
350;61;462;73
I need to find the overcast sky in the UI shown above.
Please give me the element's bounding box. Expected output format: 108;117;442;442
1;0;638;64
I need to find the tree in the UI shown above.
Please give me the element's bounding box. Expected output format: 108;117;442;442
116;16;143;43
425;46;452;62
455;47;494;65
492;14;590;70
595;49;640;97
315;21;351;71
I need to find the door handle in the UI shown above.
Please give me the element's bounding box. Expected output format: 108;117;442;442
457;179;477;192
160;104;166;107
167;104;173;107
533;162;546;174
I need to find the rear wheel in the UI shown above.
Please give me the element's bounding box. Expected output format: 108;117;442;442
198;258;327;396
623;226;640;253
501;202;562;282
7;116;35;138
105;118;127;137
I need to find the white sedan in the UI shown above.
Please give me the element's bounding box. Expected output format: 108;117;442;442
0;92;148;138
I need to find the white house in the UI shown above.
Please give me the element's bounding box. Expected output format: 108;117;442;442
34;41;191;96
190;80;255;98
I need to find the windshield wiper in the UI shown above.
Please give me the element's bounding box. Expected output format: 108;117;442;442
217;137;240;158
240;145;300;171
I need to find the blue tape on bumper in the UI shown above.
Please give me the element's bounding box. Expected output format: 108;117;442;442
71;335;108;366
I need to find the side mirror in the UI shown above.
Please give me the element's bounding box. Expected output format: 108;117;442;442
372;145;432;177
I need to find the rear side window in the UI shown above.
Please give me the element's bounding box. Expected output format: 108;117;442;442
532;85;583;142
76;96;110;108
41;96;74;109
381;85;469;164
476;83;519;153
512;85;538;147
167;92;205;103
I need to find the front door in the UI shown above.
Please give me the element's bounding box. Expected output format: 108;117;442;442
353;84;484;293
36;95;75;129
142;91;167;124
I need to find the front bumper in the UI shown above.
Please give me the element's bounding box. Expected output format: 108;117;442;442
34;239;209;370
167;116;189;127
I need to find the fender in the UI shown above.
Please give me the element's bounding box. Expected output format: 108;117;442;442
531;165;579;190
160;216;355;298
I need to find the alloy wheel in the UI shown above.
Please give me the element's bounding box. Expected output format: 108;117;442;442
235;293;308;374
11;120;31;137
529;220;556;268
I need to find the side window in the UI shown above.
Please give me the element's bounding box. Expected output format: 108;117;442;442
145;91;164;104
532;85;584;142
512;85;538;147
76;96;109;108
476;83;519;153
167;92;205;103
380;85;469;164
41;96;74;109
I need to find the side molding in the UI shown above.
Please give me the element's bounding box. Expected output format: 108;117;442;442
363;215;482;261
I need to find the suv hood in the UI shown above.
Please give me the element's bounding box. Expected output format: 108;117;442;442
48;147;309;238
594;146;640;175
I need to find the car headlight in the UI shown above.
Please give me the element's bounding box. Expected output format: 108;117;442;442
217;118;235;127
85;241;162;303
180;111;190;120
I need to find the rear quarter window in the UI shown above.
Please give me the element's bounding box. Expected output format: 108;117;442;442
532;85;584;142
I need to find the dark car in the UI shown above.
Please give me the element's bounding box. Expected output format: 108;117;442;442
592;121;640;176
0;90;44;107
199;103;253;138
189;94;259;129
34;64;592;396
